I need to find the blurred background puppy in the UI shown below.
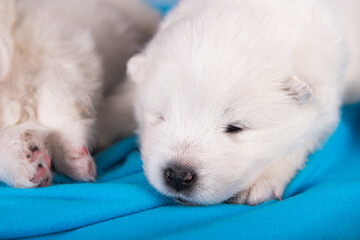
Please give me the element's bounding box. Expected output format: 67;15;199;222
0;0;158;188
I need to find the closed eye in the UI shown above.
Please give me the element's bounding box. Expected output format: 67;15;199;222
224;124;244;133
143;109;165;125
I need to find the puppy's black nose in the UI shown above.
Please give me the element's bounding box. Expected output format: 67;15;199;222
164;164;196;191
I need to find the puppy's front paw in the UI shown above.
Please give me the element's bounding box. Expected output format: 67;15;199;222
230;151;307;205
13;131;52;188
231;177;285;205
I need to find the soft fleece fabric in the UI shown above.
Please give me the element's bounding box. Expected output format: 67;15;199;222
0;1;359;239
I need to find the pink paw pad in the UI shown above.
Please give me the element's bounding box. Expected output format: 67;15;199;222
79;146;89;156
73;146;90;160
29;148;51;169
29;148;41;162
29;148;52;187
33;164;47;182
31;164;52;187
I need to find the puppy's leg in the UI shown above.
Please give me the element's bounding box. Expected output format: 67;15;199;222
0;122;52;188
232;149;307;205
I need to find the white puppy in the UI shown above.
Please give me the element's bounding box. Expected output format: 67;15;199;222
128;0;360;205
0;0;159;188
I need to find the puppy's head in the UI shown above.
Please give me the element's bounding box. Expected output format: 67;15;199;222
128;20;324;205
0;0;15;81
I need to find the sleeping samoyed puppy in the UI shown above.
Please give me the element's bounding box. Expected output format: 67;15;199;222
0;0;159;188
128;0;360;205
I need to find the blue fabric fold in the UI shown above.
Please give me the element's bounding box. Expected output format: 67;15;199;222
0;1;359;239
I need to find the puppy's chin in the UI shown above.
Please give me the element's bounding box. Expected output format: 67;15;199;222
170;190;229;206
175;197;197;206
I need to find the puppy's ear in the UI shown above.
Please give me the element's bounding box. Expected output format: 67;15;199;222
282;76;315;104
127;53;146;85
0;0;16;81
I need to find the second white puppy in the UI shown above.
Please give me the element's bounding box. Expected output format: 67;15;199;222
128;0;360;205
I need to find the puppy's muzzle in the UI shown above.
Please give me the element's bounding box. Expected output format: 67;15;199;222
163;163;197;192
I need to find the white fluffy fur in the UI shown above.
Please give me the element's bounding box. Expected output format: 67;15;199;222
0;0;159;188
128;0;360;205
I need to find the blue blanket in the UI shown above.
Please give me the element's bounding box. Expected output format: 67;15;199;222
1;1;360;239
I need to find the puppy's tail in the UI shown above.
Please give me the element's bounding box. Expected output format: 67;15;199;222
106;0;161;38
